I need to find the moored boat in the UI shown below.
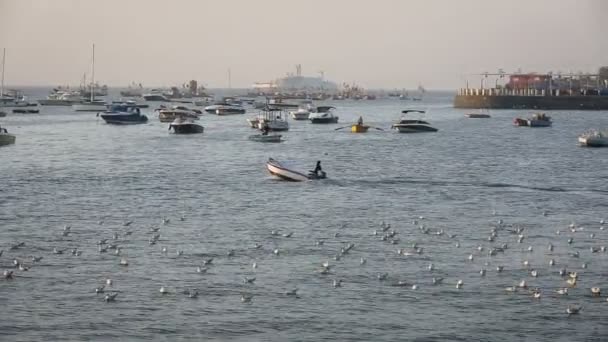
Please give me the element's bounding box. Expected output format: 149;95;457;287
72;100;108;112
257;107;289;131
391;110;438;133
157;106;201;122
266;158;326;182
350;124;370;133
514;113;552;127
99;104;148;124
578;129;608;147
12;108;39;114
169;117;204;134
290;108;310;120
204;104;246;115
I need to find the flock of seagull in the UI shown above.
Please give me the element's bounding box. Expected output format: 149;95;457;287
1;213;606;318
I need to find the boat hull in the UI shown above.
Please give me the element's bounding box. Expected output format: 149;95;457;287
351;125;369;133
101;113;148;125
392;124;438;133
159;112;199;122
249;134;282;143
310;117;339;124
170;124;204;134
578;136;608;147
0;133;16;146
466;114;491;118
527;119;552;127
73;104;107;112
38;99;79;106
290;111;310;120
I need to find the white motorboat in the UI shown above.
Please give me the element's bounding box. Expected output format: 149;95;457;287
309;106;338;124
391;110;438;133
169;117;204;134
204;104;246;115
578;130;608;147
39;91;83;106
266;158;326;182
0;125;15;146
158;105;201;122
143;93;170;102
290;108;310;120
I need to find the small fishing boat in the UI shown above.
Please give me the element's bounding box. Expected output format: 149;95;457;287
99;104;148;124
335;117;383;133
266;158;326;182
391;110;438;133
290;108;310;120
257;107;289;131
248;134;282;143
169;117;204;134
578;129;608;147
514;113;552;127
0;125;15;146
158;106;201;122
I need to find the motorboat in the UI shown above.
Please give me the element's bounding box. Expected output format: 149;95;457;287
157;105;201;122
143;93;170;102
514;113;552;127
309;106;338;124
257;107;289;131
0;125;15;146
99;104;148;124
290;108;310;120
204;104;246;115
169;117;204;134
578;130;608;147
466;109;491;118
266;158;326;182
391;110;438;133
248;134;283;143
247;114;264;128
72;100;108;112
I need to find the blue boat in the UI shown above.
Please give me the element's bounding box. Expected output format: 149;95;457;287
99;104;148;125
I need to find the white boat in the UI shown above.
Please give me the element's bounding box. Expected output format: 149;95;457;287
169;117;204;134
248;134;282;143
266;158;326;182
204;104;246;115
158;105;201;122
0;125;16;146
309;106;338;124
247;114;264;128
258;108;289;131
391;110;438;133
39;91;83;106
579;130;608;147
73;44;106;112
465;109;491;118
290;108;310;120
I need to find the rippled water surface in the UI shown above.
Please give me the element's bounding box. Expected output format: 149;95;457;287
1;89;607;341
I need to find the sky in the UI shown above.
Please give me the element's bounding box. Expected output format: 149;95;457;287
0;0;605;89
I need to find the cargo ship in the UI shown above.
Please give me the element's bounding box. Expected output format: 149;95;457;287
454;67;608;110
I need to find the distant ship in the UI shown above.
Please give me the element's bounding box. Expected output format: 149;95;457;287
454;67;608;110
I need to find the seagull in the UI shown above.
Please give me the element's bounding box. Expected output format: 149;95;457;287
455;242;460;248
548;243;554;252
254;243;263;249
187;289;199;298
566;305;582;315
590;247;599;253
18;264;29;271
196;266;207;274
360;257;366;265
591;287;601;296
567;238;573;245
567;278;577;287
432;277;444;285
98;245;108;253
496;265;504;273
555;288;568;295
468;254;474;262
119;258;128;266
241;294;253;303
479;269;486;276
559;269;568;277
282;232;293;238
273;249;280;256
112;233;119;240
285;289;298;296
104;292;118;302
477;245;484;252
243;277;256;284
123;221;133;227
532;289;541;299
456;280;463;289
332;279;342;288
97;239;108;245
315;240;324;246
3;270;14;280
517;235;524;243
31;256;43;263
10;242;25;250
518;280;527;289
581;263;587;269
523;260;530;268
179;215;186;222
377;273;388;281
549;259;555;266
527;246;533;252
176;250;183;257
530;270;538;277
161;218;170;225
227;250;235;257
271;230;279;236
202;258;213;266
411;284;418;290
71;248;82;256
53;248;65;255
504;286;517;293
252;262;257;269
428;263;434;271
106;278;113;286
95;285;105;294
159;286;169;295
150;227;160;232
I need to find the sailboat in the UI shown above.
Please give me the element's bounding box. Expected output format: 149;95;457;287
72;44;107;112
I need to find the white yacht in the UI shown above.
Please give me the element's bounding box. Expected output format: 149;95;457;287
39;91;83;106
391;110;438;133
290;107;311;120
579;130;608;147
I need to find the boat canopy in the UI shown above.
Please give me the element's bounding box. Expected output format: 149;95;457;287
316;106;335;113
402;110;425;114
108;104;139;113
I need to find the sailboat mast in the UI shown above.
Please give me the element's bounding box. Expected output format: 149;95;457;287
90;44;95;102
1;48;5;98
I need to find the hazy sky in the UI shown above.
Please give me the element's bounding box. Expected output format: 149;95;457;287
0;0;605;89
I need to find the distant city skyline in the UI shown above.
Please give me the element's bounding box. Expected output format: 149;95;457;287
0;0;605;89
